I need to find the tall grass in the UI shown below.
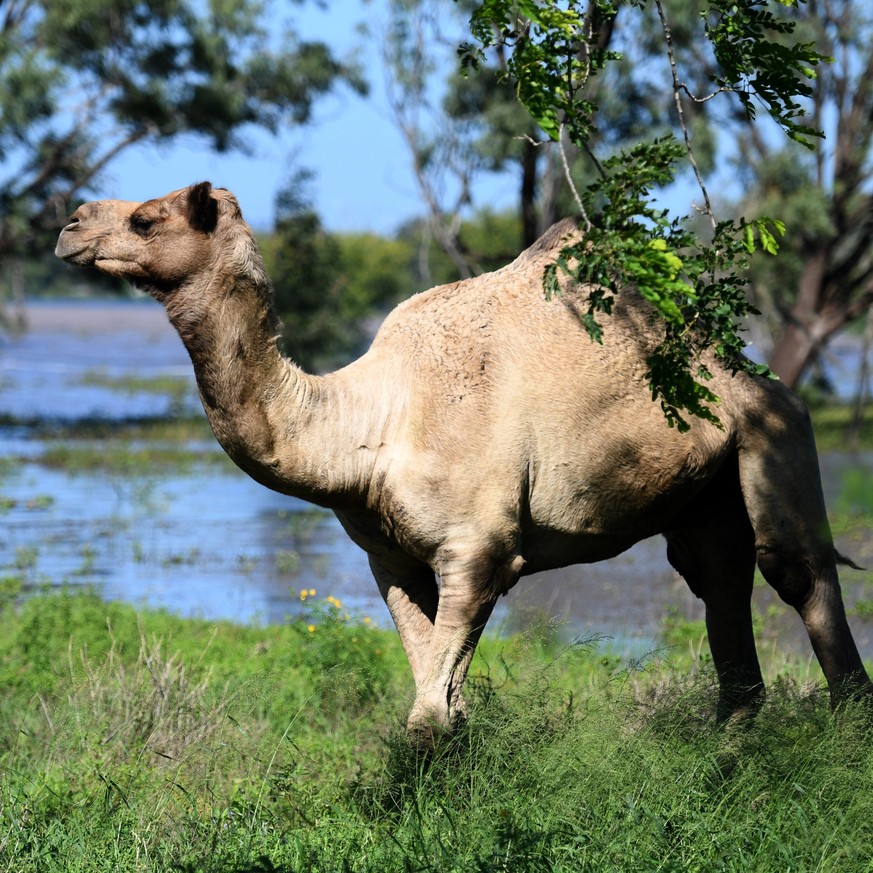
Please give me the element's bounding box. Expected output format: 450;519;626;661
1;589;872;871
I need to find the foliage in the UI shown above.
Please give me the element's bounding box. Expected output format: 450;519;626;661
0;0;362;270
397;207;523;287
264;175;419;371
265;177;349;372
735;1;873;389
456;0;827;426
2;589;873;870
703;0;825;146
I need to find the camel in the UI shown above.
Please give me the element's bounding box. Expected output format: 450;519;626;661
55;181;872;741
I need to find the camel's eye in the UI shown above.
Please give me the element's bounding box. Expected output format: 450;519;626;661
130;214;156;237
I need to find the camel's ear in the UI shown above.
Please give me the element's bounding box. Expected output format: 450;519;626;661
187;181;218;233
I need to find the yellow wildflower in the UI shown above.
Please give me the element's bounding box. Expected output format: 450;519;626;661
308;624;316;634
364;616;372;625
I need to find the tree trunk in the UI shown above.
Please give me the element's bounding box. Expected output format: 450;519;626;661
768;320;822;390
520;137;539;249
767;249;829;390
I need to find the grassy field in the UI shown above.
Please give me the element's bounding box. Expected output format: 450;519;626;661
0;587;872;872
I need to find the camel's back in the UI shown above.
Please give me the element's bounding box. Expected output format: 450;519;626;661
370;218;664;406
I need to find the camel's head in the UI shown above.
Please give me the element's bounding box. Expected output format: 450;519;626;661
55;182;251;296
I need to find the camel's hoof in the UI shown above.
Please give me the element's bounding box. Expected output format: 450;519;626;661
405;702;459;750
406;717;450;750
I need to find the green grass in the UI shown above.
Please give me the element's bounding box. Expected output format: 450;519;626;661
1;588;872;871
78;370;193;403
810;401;873;452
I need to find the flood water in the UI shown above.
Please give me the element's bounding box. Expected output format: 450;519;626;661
2;299;873;659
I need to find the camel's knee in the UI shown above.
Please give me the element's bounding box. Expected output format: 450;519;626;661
756;548;818;610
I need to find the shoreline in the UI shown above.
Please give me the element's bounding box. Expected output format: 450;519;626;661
20;297;171;334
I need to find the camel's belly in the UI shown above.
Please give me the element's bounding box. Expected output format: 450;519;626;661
520;526;645;575
523;461;715;571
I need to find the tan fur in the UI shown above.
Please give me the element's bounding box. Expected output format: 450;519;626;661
56;183;872;742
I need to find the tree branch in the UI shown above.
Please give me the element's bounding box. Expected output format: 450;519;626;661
654;0;715;228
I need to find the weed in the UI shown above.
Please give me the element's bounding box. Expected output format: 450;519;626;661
275;549;300;575
0;574;22;609
812;402;873;452
853;599;873;619
79;369;193;407
660;607;709;652
275;506;329;543
13;545;38;572
39;442;230;474
162;548;202;567
75;544;98;576
24;493;54;510
235;554;258;574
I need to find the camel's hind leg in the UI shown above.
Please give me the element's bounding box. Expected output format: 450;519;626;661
665;465;764;722
736;385;871;704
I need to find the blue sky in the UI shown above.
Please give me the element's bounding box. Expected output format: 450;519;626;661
103;0;709;236
107;0;515;234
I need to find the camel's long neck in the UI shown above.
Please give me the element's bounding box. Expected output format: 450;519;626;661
164;275;376;507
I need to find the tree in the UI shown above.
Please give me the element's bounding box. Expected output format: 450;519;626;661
379;0;668;278
266;178;349;372
0;0;363;318
380;0;572;277
265;175;418;372
736;1;873;389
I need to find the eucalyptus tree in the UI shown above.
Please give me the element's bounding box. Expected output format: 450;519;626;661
0;0;363;322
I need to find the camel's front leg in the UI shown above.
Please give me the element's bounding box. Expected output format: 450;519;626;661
407;553;524;744
368;555;439;689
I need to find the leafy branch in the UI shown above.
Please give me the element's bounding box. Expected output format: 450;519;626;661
459;0;825;427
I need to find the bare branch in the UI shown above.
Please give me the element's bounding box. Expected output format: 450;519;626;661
654;0;715;229
557;124;589;229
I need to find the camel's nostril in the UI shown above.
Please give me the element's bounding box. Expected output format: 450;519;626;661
62;218;80;231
